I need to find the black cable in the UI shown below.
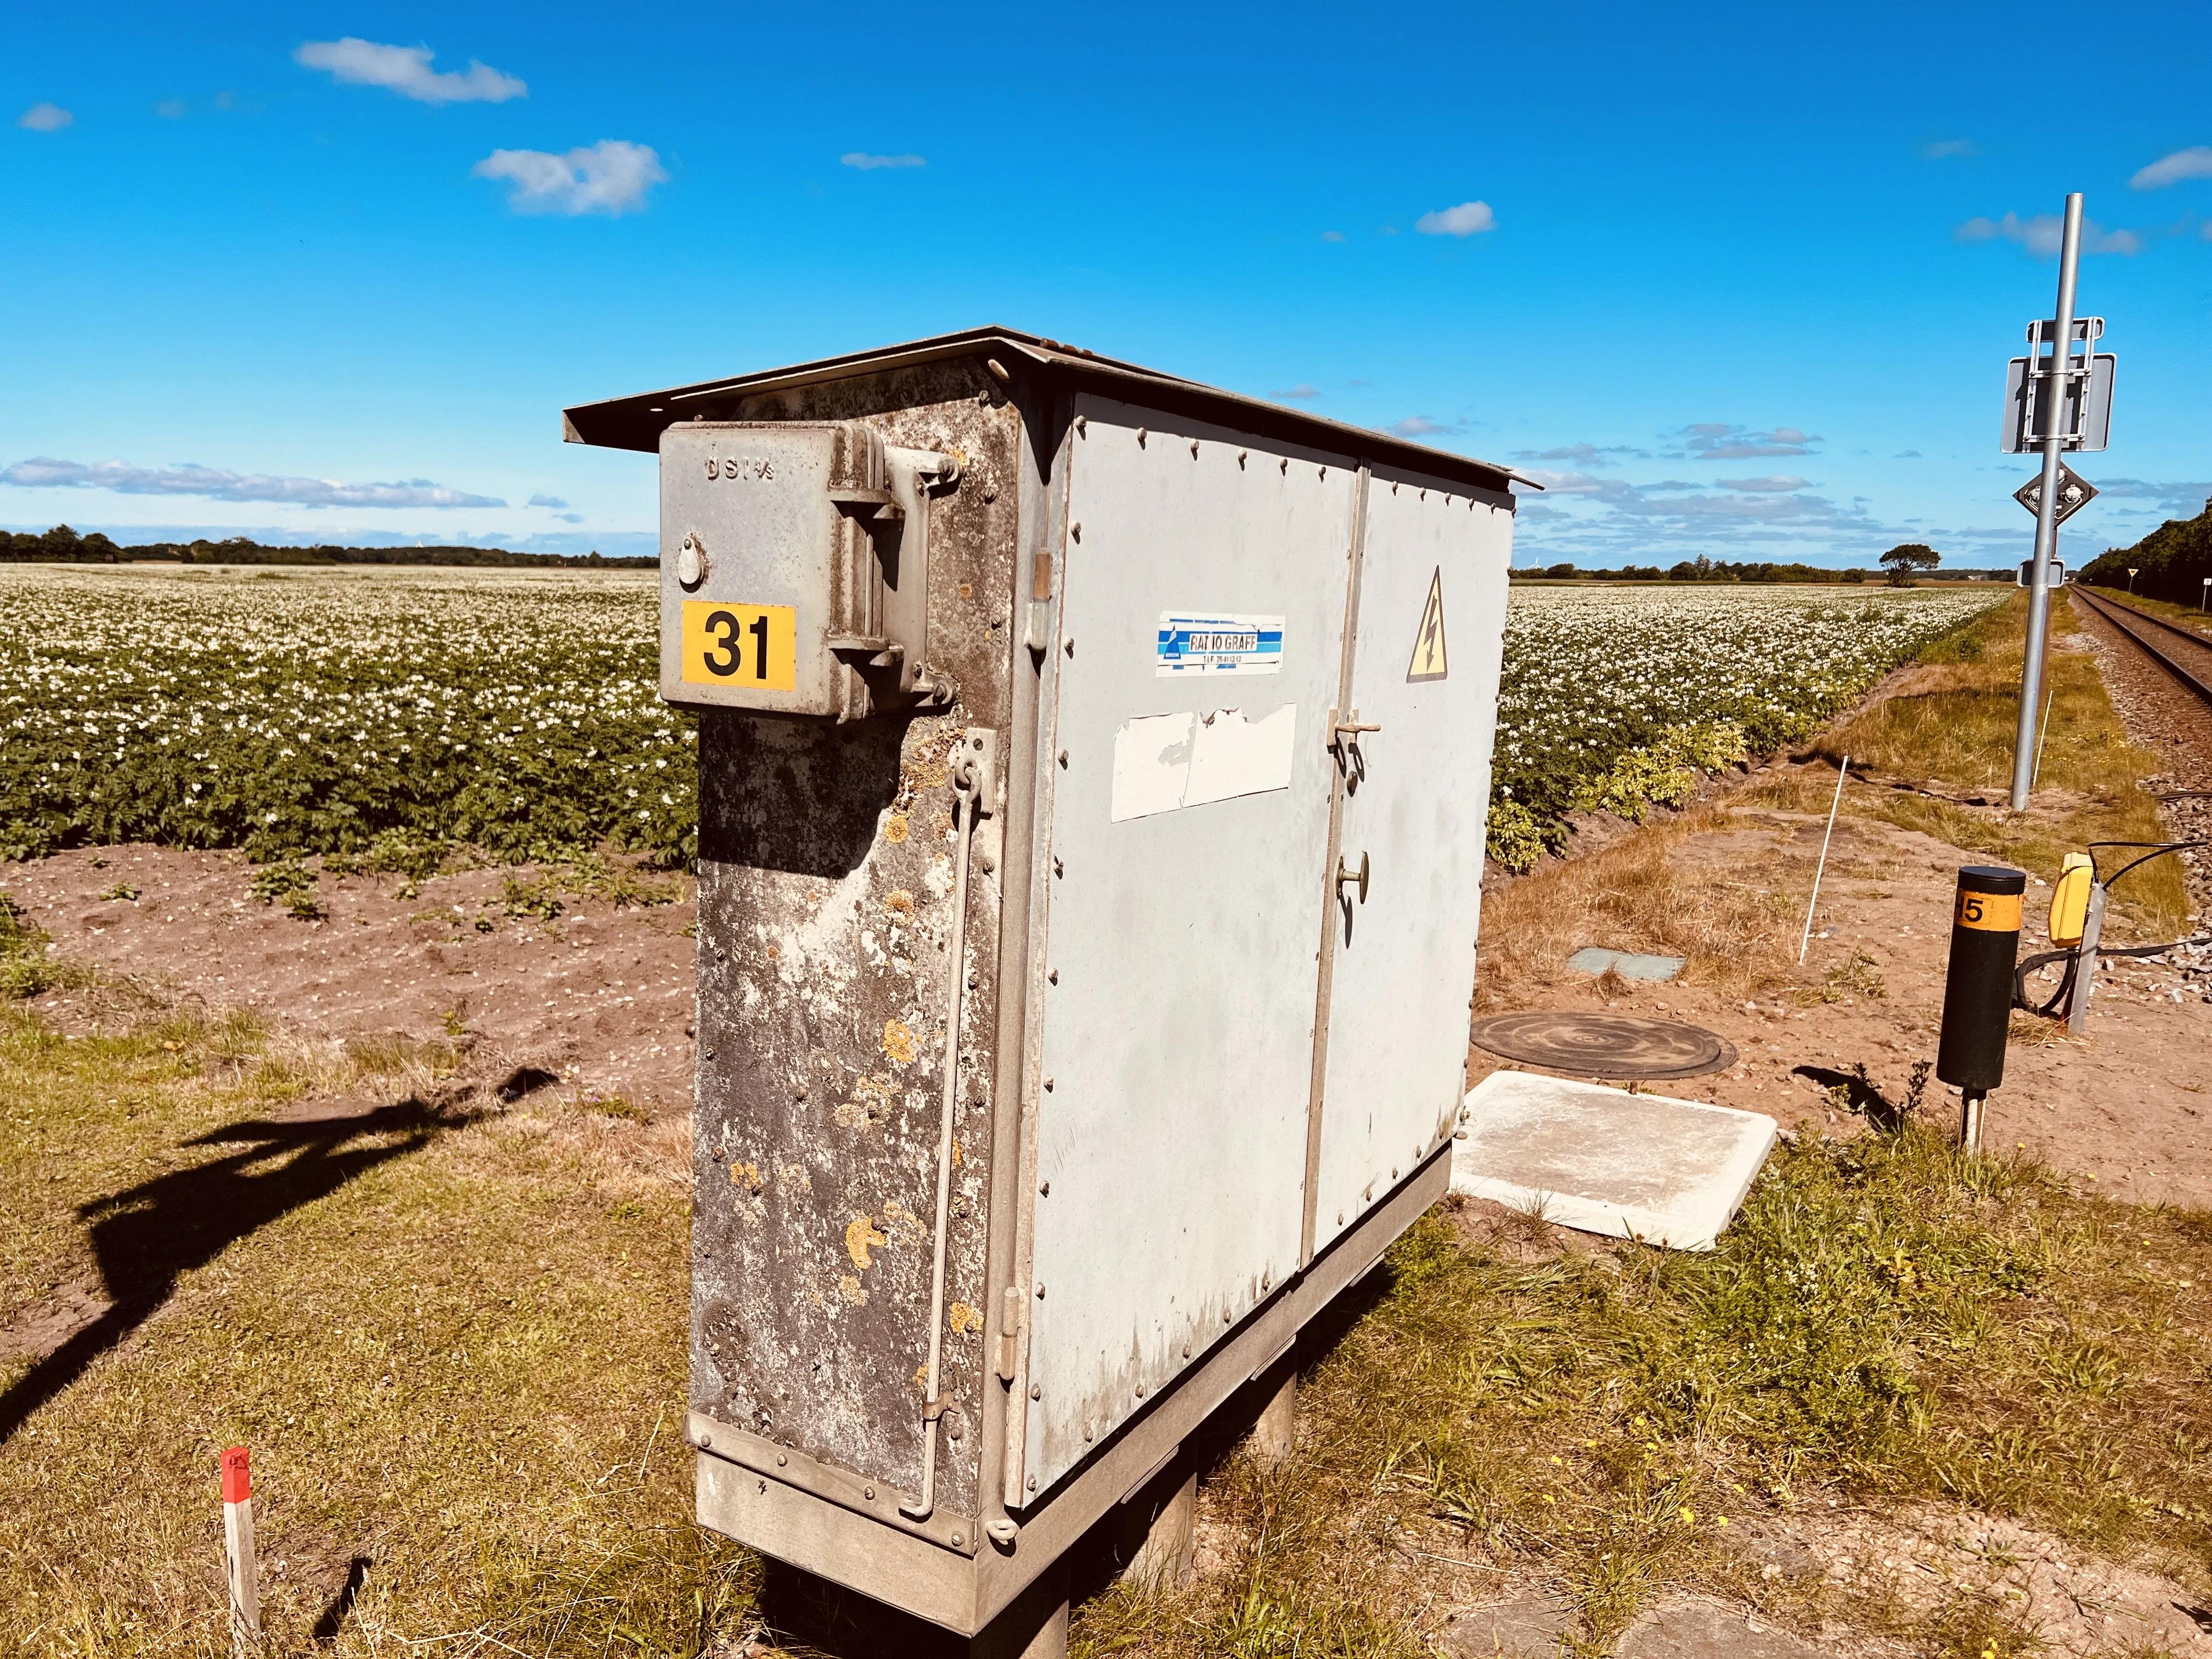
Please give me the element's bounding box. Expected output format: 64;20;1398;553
2008;842;2209;1014
2014;935;2211;1013
2086;839;2210;890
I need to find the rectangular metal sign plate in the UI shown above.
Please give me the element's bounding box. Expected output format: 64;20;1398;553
680;601;799;690
1155;612;1285;676
2000;352;2115;454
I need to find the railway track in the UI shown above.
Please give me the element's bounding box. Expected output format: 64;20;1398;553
2070;586;2212;709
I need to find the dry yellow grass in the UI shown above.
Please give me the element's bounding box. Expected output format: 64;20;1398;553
1753;590;2190;939
1474;805;1804;1010
0;994;752;1656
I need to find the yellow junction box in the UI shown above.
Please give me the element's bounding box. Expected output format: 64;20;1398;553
2049;853;2095;947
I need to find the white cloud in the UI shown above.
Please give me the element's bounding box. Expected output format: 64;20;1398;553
1414;200;1494;237
527;493;569;508
474;141;665;216
19;103;73;132
155;98;188;119
840;151;924;170
1513;442;1651;465
296;38;526;104
2090;477;2212;509
1273;384;1320;401
2130;146;2212;190
1955;212;2142;257
1320;229;1345;243
1390;415;1470;437
1715;475;1813;492
1679;423;1820;460
1920;137;1979;160
2;456;505;509
1517;469;1637;501
554;512;584;523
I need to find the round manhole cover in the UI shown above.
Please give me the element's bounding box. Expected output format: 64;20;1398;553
1468;1012;1738;1080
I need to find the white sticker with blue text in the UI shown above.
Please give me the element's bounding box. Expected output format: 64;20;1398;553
1155;612;1284;678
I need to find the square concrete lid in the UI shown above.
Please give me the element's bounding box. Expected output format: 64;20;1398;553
1452;1071;1780;1251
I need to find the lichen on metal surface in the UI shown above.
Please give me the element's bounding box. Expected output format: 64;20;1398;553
690;374;1017;1515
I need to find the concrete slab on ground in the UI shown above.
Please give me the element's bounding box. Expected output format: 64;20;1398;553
1452;1072;1779;1251
1567;946;1685;981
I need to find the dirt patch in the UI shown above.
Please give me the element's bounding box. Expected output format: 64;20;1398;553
1;845;698;1116
1470;795;2212;1209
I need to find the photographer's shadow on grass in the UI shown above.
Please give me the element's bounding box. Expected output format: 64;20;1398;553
0;1096;473;1446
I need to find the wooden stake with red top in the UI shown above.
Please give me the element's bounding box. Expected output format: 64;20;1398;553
221;1446;260;1649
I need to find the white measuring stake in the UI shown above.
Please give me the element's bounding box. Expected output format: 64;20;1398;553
222;1446;260;1651
1798;756;1849;965
2031;658;2058;789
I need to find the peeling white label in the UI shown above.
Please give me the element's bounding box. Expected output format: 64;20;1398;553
1110;704;1298;822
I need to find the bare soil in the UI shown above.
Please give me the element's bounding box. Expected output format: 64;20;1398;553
1469;786;2212;1208
2;847;698;1116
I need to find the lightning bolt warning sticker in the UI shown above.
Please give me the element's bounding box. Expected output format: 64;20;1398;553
1406;566;1448;682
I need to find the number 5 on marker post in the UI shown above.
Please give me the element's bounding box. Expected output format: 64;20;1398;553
681;601;797;691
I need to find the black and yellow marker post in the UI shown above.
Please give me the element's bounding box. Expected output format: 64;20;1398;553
1935;865;2026;1154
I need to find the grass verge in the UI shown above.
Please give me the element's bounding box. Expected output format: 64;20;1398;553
0;998;751;1656
1752;589;2191;939
1073;1127;2212;1658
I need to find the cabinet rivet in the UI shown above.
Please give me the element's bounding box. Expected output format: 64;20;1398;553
1031;1384;1041;1400
865;1486;876;1500
1035;1283;1046;1299
1047;968;1058;984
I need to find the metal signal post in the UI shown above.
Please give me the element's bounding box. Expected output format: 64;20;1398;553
2001;193;2115;812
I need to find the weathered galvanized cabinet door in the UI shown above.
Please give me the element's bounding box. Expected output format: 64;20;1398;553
1306;477;1513;1261
1018;403;1357;1502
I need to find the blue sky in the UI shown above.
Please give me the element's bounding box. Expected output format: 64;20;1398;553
5;2;2211;568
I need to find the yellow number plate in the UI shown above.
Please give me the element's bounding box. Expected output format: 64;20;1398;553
1954;889;2022;933
681;601;797;691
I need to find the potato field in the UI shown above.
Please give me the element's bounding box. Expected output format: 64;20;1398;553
1486;584;2008;866
0;566;2005;873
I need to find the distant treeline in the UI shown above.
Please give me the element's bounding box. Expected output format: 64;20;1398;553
0;523;656;569
1513;557;2006;584
2080;499;2212;605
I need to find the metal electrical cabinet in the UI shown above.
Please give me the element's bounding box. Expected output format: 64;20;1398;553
562;329;1520;1647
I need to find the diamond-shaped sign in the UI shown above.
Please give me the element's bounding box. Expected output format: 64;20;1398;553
2015;462;2098;525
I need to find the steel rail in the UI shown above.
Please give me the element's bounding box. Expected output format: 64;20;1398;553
2070;586;2212;709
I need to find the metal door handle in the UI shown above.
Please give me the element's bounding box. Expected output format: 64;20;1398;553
1336;851;1369;904
1324;707;1380;749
